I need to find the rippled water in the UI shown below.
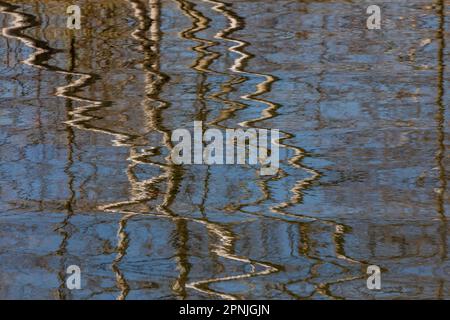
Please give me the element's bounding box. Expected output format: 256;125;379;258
0;0;449;299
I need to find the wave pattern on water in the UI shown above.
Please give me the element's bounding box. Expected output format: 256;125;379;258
0;0;448;300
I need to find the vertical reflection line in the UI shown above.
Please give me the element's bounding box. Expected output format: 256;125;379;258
436;0;447;299
34;0;45;212
149;0;192;298
32;1;46;214
2;9;10;66
56;33;77;300
174;0;220;74
109;0;156;300
173;0;223;295
172;218;191;299
201;0;251;128
174;0;271;297
200;0;273;216
436;0;447;229
112;213;132;300
107;0;184;299
147;0;183;222
198;0;276;219
173;1;282;299
94;0;160;299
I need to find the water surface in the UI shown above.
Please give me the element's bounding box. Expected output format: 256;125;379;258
0;0;449;299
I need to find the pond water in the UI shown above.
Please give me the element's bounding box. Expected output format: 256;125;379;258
0;0;449;299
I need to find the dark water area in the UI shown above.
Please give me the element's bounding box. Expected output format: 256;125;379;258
0;0;449;299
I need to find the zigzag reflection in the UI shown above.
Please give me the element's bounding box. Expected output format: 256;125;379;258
0;0;375;300
201;0;370;299
174;0;282;299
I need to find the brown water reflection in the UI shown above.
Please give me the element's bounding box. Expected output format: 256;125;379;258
0;0;448;299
